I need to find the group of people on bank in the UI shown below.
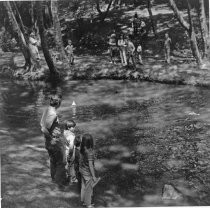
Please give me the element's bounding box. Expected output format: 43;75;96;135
108;30;143;68
108;12;172;68
40;95;99;208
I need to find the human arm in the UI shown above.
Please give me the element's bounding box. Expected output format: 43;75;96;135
89;160;97;182
131;42;135;53
88;150;97;181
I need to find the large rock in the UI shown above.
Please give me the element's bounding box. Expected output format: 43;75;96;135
162;184;183;200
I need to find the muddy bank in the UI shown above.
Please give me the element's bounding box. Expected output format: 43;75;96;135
0;52;210;86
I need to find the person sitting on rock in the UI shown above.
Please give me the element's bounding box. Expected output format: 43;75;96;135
28;32;41;70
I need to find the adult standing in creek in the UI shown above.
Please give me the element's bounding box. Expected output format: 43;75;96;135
40;94;68;187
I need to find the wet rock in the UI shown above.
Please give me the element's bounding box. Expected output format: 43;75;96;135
162;184;183;200
165;159;185;170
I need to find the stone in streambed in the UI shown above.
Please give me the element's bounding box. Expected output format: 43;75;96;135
162;184;183;200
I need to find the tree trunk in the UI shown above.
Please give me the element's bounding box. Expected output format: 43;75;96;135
4;1;31;69
95;0;113;22
147;0;157;38
198;0;209;58
95;0;103;15
12;1;26;34
51;0;67;62
186;0;202;65
168;0;202;65
36;1;58;75
30;1;35;28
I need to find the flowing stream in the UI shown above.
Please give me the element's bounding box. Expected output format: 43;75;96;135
1;78;210;207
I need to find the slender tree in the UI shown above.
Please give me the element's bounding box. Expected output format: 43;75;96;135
12;1;26;34
36;1;58;75
95;0;114;22
198;0;209;58
51;0;67;62
169;0;202;65
147;0;157;38
4;1;31;69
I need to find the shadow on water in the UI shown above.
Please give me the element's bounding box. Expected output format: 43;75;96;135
1;79;210;207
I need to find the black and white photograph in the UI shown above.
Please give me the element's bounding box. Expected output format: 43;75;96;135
0;0;210;207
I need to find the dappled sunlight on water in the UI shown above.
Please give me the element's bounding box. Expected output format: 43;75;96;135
1;79;210;207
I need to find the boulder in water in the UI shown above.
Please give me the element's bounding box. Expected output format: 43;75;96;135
162;184;183;200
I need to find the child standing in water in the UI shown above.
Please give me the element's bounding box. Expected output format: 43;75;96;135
65;39;74;65
63;120;77;183
164;33;172;64
79;134;100;208
74;135;82;192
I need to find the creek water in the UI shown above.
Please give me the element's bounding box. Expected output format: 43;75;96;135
1;78;210;207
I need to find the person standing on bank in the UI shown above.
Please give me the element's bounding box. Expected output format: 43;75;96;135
164;32;172;64
126;37;136;69
40;94;67;187
132;12;139;36
118;34;127;66
137;43;143;65
65;39;74;65
108;30;117;64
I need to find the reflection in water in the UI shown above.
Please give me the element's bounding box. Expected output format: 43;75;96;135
1;79;210;206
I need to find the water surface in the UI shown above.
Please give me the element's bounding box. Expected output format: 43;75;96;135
1;78;210;207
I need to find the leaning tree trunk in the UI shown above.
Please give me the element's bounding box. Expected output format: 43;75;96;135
36;1;58;75
169;0;202;65
4;1;31;69
198;0;209;58
186;0;202;65
51;0;67;62
147;0;157;38
12;1;26;34
95;0;113;22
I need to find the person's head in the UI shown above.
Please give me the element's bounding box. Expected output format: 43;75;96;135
30;32;35;38
165;33;169;39
49;94;61;108
120;34;124;40
1;26;5;32
134;12;138;19
80;134;94;154
68;39;72;45
65;120;76;132
74;135;81;148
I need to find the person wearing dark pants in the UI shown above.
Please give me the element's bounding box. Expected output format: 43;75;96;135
40;94;67;187
126;37;136;69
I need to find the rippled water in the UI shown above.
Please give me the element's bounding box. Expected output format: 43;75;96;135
1;78;210;207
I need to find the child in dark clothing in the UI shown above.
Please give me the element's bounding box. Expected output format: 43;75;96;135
74;135;82;192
